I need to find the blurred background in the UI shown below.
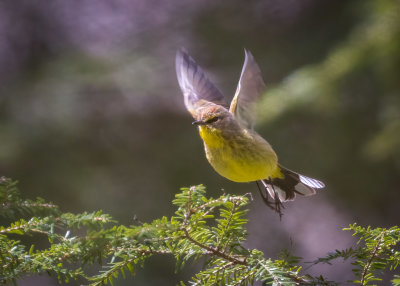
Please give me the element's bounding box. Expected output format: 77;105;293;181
1;0;399;284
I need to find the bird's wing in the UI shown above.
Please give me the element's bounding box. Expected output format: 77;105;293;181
229;50;266;129
176;48;227;118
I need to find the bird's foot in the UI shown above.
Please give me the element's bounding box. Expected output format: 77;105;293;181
256;181;284;218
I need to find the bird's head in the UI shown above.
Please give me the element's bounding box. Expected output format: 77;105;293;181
192;104;234;130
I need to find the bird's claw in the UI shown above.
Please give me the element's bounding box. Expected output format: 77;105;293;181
256;181;284;218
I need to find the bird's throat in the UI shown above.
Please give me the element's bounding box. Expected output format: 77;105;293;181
198;126;225;148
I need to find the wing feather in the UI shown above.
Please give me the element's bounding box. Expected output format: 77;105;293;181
229;50;266;129
176;49;226;118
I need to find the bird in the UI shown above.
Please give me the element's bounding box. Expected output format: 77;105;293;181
175;48;325;215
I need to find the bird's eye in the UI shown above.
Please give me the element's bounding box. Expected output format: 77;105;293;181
205;116;219;124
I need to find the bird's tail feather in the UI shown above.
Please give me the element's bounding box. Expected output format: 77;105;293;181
261;165;325;202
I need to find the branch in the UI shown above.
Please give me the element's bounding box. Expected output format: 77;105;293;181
257;259;283;285
360;230;385;285
183;228;247;265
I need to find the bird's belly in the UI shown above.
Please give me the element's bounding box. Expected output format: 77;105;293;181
204;142;278;183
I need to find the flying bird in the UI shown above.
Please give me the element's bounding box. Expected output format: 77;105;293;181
175;49;325;215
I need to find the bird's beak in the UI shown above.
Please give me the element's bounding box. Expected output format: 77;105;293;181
192;120;206;126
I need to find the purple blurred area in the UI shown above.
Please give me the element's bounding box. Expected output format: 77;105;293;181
1;0;399;285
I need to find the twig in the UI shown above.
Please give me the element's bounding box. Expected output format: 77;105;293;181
183;228;246;265
257;259;283;286
218;201;237;251
360;230;385;285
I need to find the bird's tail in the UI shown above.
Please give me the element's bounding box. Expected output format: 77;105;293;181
259;165;325;203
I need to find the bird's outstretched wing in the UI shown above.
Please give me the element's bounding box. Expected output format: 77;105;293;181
176;49;226;118
229;50;266;129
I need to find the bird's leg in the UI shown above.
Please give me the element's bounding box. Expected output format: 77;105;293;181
256;180;282;215
266;177;284;218
256;180;284;217
256;181;274;209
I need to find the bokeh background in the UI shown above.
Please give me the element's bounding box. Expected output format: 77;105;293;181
1;0;399;285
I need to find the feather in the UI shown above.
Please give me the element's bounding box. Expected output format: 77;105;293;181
261;165;324;202
229;50;266;129
176;49;227;118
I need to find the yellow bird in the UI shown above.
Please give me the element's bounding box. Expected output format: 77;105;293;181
175;49;325;214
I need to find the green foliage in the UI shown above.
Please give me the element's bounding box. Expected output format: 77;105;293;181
348;224;400;285
1;177;399;285
309;224;400;285
0;177;60;219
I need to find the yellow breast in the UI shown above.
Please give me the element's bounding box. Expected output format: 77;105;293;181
198;126;281;182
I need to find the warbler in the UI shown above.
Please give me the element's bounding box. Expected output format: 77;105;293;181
175;49;325;213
